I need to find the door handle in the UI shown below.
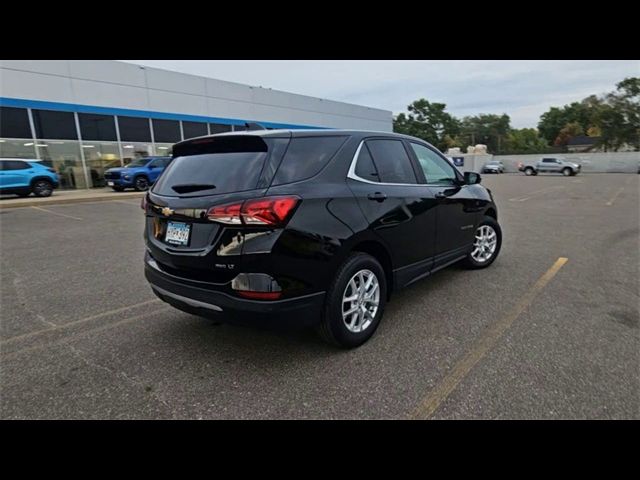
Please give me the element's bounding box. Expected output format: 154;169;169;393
367;192;387;202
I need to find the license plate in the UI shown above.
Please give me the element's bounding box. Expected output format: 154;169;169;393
165;221;191;246
107;181;114;186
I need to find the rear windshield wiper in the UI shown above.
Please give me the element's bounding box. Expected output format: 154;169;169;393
171;184;217;193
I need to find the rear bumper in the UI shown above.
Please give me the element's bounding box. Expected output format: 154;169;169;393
144;256;325;329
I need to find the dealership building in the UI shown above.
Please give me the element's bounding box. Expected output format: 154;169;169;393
0;60;392;189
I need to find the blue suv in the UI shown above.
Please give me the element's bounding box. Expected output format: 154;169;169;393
0;159;59;197
104;156;172;192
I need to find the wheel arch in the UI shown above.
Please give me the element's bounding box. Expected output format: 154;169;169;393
484;207;497;221
29;175;54;187
349;240;394;299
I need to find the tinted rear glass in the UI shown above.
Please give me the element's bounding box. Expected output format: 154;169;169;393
152;136;269;197
272;136;347;185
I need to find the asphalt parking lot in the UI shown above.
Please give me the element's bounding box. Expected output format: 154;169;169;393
1;173;638;419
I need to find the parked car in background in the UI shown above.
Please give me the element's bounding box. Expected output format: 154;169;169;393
104;156;172;191
143;129;502;348
482;160;505;174
519;157;581;176
0;158;59;197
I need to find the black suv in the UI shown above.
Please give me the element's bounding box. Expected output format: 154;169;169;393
143;129;502;348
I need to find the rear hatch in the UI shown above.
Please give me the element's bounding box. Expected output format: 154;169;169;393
145;133;293;283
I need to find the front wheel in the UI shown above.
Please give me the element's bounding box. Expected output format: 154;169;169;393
524;167;534;176
562;167;572;176
316;253;387;348
462;217;502;269
134;176;149;191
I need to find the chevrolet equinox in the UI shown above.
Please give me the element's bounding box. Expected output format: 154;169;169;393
143;129;502;348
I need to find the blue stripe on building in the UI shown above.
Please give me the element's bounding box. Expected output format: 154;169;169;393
0;97;327;131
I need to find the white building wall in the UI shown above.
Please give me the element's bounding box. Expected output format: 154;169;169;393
0;60;392;131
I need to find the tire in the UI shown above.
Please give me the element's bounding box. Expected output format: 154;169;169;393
112;186;125;192
524;167;534;176
462;216;502;269
31;179;53;197
316;252;387;349
134;176;149;191
562;168;572;176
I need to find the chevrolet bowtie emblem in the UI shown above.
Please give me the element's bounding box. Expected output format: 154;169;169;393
161;207;174;217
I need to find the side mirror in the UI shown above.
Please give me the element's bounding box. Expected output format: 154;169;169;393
464;171;481;185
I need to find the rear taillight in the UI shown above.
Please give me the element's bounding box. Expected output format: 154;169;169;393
206;196;300;227
206;202;242;224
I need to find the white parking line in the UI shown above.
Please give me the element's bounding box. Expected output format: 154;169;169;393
508;185;564;202
30;206;83;221
605;187;624;206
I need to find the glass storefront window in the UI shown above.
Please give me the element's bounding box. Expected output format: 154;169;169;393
209;123;232;134
182;121;208;139
153;143;173;156
0;139;37;159
79;113;117;141
152;119;181;143
81;141;122;188
0;107;32;139
118;116;152;142
122;142;153;165
32;110;78;140
36;141;85;189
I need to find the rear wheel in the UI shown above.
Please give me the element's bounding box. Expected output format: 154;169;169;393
316;252;387;348
134;176;149;191
32;179;53;197
462;216;502;269
562;167;572;176
524;167;534;176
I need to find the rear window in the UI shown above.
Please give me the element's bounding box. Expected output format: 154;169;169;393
152;136;270;197
272;136;347;185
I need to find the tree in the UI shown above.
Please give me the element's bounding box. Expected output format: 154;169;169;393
554;122;584;146
459;114;511;154
538;98;602;145
599;77;640;151
502;128;550;154
393;99;460;151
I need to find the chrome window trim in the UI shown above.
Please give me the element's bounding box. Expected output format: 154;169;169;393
346;139;462;188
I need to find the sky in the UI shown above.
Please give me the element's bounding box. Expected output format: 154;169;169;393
124;60;639;129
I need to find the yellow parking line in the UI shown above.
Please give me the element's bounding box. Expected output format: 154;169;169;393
410;257;569;420
30;205;83;221
605;187;624;206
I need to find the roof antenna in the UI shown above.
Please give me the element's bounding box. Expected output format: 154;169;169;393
245;122;266;131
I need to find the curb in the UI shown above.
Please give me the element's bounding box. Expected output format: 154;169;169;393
0;192;145;209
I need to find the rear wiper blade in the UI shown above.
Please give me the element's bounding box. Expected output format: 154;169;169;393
171;184;217;193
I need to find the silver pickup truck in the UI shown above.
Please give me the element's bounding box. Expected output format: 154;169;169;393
519;157;581;176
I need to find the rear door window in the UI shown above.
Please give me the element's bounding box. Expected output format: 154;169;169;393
272;136;347;185
354;144;381;182
152;136;271;197
365;139;417;184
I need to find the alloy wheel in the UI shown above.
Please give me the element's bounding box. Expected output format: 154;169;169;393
471;225;497;263
342;269;380;333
